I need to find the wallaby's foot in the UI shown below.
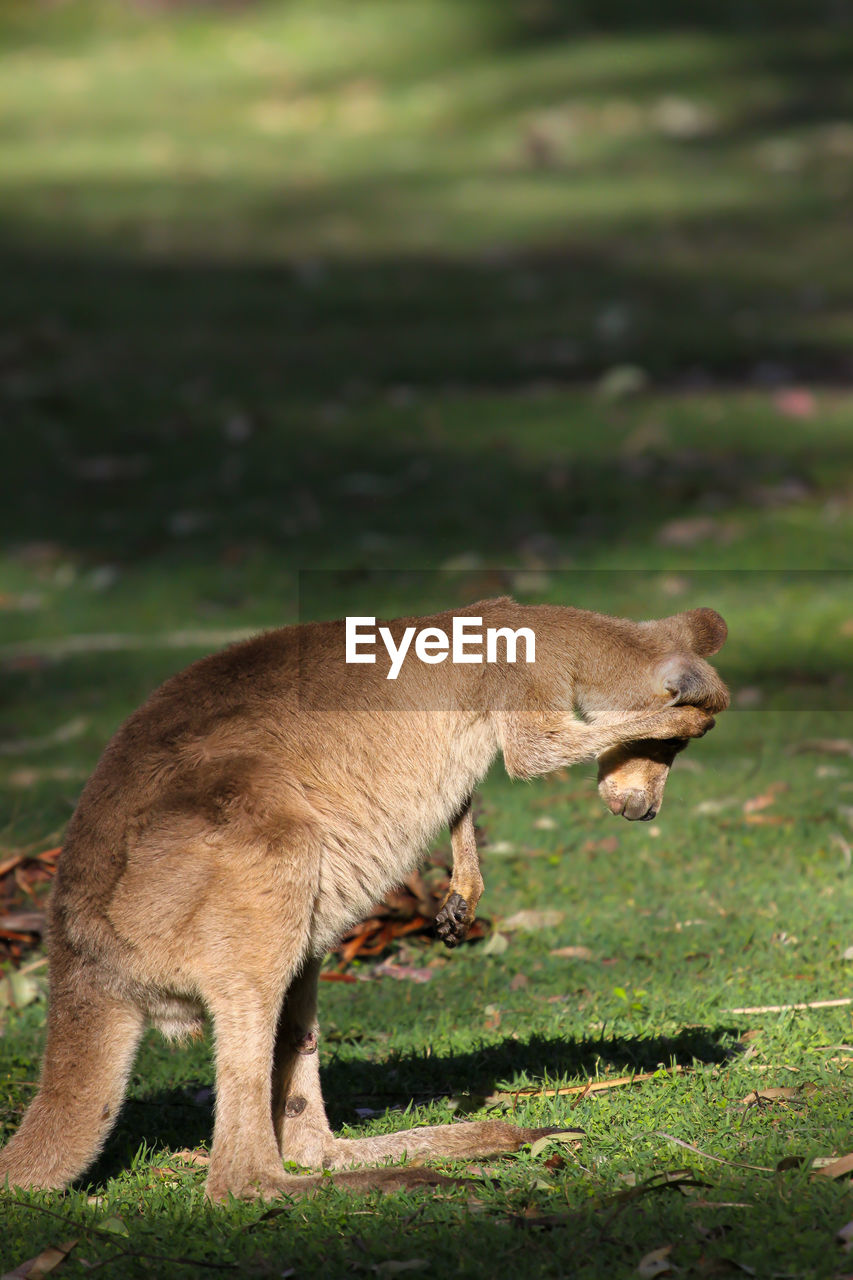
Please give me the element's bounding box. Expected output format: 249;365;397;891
435;891;471;948
205;1162;348;1202
295;1167;470;1197
208;1122;570;1200
207;1164;470;1201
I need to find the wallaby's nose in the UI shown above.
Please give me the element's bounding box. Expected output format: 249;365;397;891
620;789;653;821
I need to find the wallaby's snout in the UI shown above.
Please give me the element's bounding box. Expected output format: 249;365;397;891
596;738;687;822
594;605;729;822
619;790;658;821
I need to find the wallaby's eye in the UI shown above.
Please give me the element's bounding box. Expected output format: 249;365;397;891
657;654;729;712
659;656;708;705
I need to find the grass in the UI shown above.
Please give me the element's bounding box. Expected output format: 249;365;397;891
0;1;852;1276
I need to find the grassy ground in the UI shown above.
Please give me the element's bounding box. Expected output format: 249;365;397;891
1;2;852;1276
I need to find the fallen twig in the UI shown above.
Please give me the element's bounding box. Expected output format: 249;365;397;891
727;999;853;1015
487;1066;685;1105
653;1132;774;1173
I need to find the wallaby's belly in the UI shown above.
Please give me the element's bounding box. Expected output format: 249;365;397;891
307;714;496;954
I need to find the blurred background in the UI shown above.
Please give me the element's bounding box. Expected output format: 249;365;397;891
2;14;853;1270
0;0;851;849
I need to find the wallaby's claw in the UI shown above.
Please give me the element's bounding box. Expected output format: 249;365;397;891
435;891;470;948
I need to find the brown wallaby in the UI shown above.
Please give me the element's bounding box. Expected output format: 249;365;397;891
0;598;728;1201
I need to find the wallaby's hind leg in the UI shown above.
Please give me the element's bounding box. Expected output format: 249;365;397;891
204;980;297;1202
0;954;144;1191
272;959;564;1186
202;909;322;1199
435;796;483;949
271;956;335;1169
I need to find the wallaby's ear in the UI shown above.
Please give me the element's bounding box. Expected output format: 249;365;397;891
656;654;730;712
660;607;727;656
684;607;727;655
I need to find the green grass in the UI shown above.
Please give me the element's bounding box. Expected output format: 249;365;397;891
1;1;852;1276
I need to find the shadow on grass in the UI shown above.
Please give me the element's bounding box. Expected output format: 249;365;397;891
2;244;852;570
88;1024;739;1186
321;1025;742;1123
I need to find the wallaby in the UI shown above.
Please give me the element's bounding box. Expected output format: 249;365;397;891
0;598;728;1201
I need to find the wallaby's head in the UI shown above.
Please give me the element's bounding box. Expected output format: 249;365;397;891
596;607;729;821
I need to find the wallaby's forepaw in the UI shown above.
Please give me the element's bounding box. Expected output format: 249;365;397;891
664;705;716;739
435;892;470;949
632;704;714;743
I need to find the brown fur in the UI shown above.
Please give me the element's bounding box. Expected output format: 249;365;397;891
0;599;727;1200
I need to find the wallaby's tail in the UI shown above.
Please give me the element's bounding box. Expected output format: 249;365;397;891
330;1120;567;1167
0;961;143;1191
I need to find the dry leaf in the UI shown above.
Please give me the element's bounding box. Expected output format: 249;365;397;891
529;1130;585;1159
501;909;564;932
637;1245;673;1277
1;1239;77;1280
98;1217;128;1237
836;1219;853;1251
581;836;619;854
550;945;594;960
480;931;509;956
740;1086;801;1107
484;841;516;855
172;1148;211;1167
814;1151;853;1179
694;798;734;815
374;964;433;983
743;782;789;814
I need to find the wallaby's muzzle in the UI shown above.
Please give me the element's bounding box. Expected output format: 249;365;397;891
596;737;688;821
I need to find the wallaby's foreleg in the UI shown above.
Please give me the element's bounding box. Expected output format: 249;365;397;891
435;795;483;949
501;703;715;779
0;955;144;1191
